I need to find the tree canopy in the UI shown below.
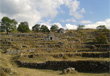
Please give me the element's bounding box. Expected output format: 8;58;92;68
40;25;50;32
17;21;30;33
97;25;106;30
32;24;40;32
96;25;109;32
77;25;85;30
0;17;17;34
50;25;59;32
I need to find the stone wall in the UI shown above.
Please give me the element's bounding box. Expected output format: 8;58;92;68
21;52;110;58
81;52;110;58
6;49;35;54
16;60;110;73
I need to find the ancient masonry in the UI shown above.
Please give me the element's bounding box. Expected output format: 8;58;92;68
16;60;110;72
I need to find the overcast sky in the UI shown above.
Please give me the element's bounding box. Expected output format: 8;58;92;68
0;0;110;29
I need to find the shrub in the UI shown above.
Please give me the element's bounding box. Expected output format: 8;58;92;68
95;33;108;44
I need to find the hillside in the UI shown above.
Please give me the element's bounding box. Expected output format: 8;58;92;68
0;29;110;76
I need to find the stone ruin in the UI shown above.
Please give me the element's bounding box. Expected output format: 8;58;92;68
45;34;58;41
16;60;110;72
57;28;65;33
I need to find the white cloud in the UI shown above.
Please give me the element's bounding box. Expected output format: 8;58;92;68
64;24;77;29
0;0;86;29
66;18;76;23
60;20;65;23
64;0;80;13
72;12;83;19
84;19;110;29
64;19;110;30
80;8;86;13
64;0;85;19
0;0;64;28
80;20;91;24
60;18;76;23
40;19;53;29
53;23;63;28
71;19;77;23
40;23;51;30
40;19;110;30
0;0;41;28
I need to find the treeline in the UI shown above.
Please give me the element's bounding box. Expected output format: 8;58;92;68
0;17;110;44
0;17;64;34
0;16;110;35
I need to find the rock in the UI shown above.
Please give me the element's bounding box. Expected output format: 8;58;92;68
57;28;65;33
62;67;77;74
20;53;23;57
10;68;13;71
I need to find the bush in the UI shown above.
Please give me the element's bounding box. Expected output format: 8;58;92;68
95;33;108;44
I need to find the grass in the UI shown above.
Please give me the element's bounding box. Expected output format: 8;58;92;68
0;50;109;76
19;56;110;63
11;67;110;76
18;52;110;63
0;31;110;76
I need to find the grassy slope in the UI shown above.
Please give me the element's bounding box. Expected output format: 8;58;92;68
0;30;110;76
0;51;110;76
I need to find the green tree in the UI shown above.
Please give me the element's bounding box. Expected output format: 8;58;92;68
40;25;50;32
97;25;106;30
17;21;30;33
96;25;109;32
1;17;17;34
32;24;40;32
77;25;85;30
95;33;108;44
50;25;59;32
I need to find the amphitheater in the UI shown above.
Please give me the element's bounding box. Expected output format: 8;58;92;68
0;30;110;76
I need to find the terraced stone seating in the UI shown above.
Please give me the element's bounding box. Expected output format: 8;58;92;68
6;49;35;54
94;44;110;51
16;60;110;72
